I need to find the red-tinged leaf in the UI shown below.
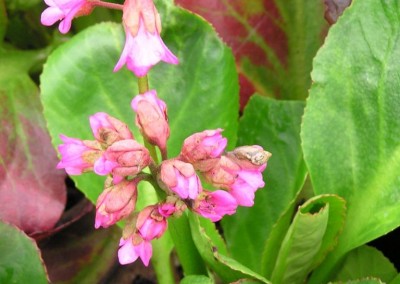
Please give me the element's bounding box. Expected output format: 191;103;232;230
175;0;327;103
0;49;66;235
324;0;352;25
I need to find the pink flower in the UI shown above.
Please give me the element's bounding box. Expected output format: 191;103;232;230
95;178;138;228
56;134;101;175
131;90;169;151
193;190;238;222
229;169;265;207
136;206;167;241
41;0;94;34
203;146;271;207
93;139;150;183
89;112;133;146
114;0;178;77
118;237;152;266
160;160;202;200
180;129;227;171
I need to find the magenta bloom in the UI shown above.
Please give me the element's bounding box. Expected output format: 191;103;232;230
131;90;170;151
114;18;178;77
56;134;101;175
203;153;268;207
160;160;202;200
90;112;133;146
194;190;238;222
93;139;150;183
180;129;227;171
41;0;93;34
95;178;138;229
118;237;152;266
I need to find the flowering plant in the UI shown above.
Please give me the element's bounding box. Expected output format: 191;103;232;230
1;0;400;283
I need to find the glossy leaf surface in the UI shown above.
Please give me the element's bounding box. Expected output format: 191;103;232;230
301;0;400;282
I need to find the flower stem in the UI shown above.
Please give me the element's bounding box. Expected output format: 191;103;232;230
138;76;149;94
89;0;124;10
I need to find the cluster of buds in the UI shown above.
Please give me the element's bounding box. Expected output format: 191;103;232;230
45;0;271;267
57;91;271;265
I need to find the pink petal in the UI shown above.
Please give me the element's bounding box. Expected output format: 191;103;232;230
118;239;139;265
41;7;64;26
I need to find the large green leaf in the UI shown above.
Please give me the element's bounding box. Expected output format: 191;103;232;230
333;245;397;283
0;221;48;283
41;9;238;203
270;194;345;284
301;0;400;282
222;95;307;272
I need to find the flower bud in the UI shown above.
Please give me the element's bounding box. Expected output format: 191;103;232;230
41;0;94;34
193;190;238;222
56;134;102;175
95;178;138;229
136;205;167;241
131;90;170;151
114;0;178;77
180;129;227;171
159;159;202;200
93;139;150;183
89;112;133;146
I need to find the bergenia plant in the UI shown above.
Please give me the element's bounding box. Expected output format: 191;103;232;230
45;0;272;270
2;0;400;283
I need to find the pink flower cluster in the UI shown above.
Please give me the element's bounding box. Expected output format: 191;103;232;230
41;0;178;77
57;90;271;266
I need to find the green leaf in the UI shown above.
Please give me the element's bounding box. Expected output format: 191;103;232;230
333;245;397;283
41;10;238;203
390;274;400;284
0;221;48;284
180;275;214;284
301;0;400;282
169;214;208;276
222;95;307;273
188;213;271;283
271;195;345;284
